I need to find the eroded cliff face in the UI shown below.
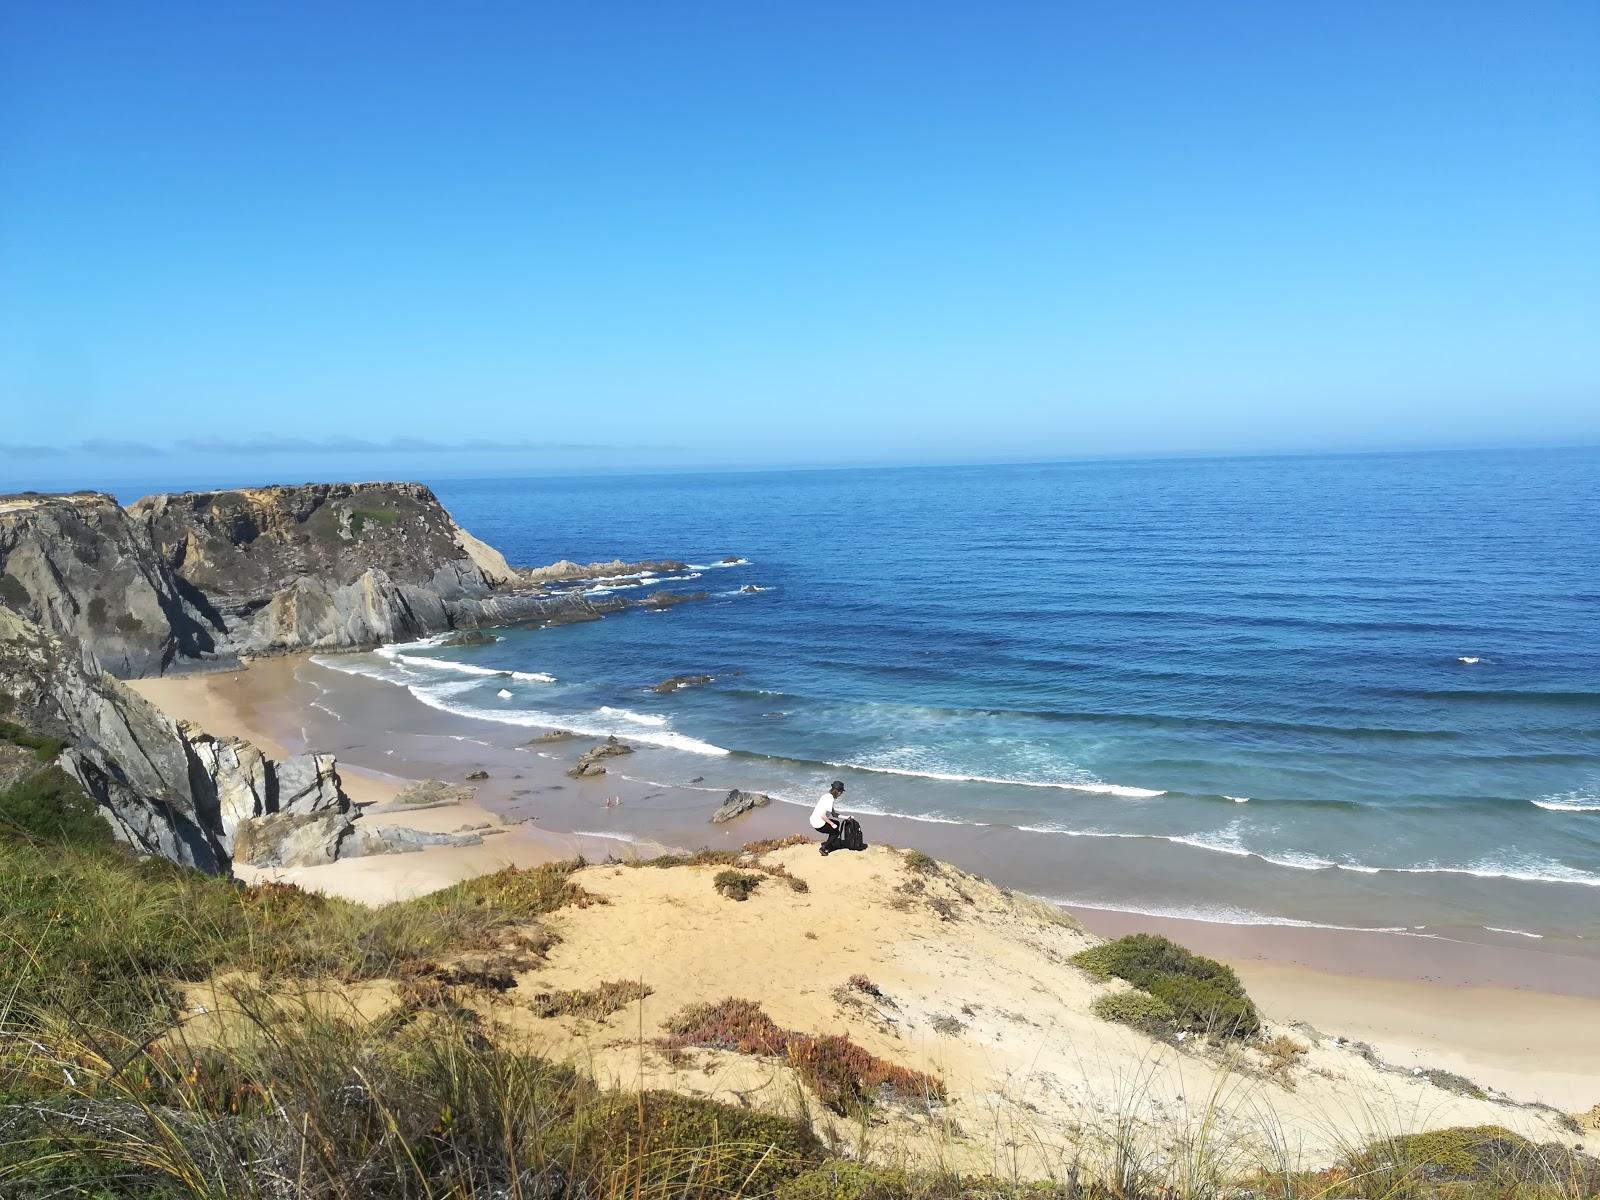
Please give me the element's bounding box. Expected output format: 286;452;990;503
0;493;219;676
0;482;629;676
0;607;349;874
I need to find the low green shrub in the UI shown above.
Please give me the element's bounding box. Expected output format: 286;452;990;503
1073;933;1260;1038
1147;974;1258;1036
1091;989;1176;1036
776;1161;916;1200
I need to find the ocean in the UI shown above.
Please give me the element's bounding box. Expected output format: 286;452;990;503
156;449;1600;944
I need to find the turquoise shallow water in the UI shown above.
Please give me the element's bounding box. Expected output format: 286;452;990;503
145;449;1600;939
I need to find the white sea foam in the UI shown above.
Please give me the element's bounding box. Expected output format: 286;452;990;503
688;558;750;569
832;759;1164;798
372;648;554;683
1046;895;1412;934
597;706;669;727
1483;925;1544;939
1225;795;1250;803
1458;655;1481;664
404;690;729;756
1531;791;1600;812
496;688;513;699
379;649;500;676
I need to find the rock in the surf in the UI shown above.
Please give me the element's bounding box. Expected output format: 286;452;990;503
652;673;714;694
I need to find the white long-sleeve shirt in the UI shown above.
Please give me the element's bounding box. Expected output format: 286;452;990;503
810;793;838;830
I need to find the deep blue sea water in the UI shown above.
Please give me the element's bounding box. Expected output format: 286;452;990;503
139;449;1600;938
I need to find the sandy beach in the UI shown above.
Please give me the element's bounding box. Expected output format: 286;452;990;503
130;657;1600;1113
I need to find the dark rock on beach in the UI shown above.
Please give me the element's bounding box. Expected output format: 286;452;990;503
525;730;576;744
567;736;633;778
711;788;772;823
466;769;490;780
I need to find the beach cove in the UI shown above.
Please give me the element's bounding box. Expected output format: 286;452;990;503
131;651;1600;1113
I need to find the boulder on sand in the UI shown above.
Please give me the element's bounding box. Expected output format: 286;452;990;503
567;736;633;778
232;810;355;867
711;788;772;824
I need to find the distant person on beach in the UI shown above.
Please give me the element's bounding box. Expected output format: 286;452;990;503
811;780;846;855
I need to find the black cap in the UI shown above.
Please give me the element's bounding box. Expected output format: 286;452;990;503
831;780;845;791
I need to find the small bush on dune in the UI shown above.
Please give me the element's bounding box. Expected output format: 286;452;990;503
663;998;944;1114
1338;1123;1600;1195
744;834;811;853
663;998;789;1055
1091;989;1176;1037
633;848;742;869
713;868;763;900
1146;974;1259;1037
902;849;938;875
1074;933;1260;1038
529;979;652;1020
777;1161;917;1200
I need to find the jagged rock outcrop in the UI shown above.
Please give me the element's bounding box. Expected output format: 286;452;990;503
232;810;356;868
566;737;633;778
711;789;771;823
0;606;351;873
0;493;221;676
0;607;227;871
523;558;687;583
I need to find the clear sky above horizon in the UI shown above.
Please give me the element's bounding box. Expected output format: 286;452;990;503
2;2;1597;490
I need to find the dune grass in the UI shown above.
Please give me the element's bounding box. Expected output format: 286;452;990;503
2;823;1595;1198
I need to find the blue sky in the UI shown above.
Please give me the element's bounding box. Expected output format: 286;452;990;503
2;2;1597;489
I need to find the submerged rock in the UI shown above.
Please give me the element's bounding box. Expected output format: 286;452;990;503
711;789;772;824
652;673;714;694
640;590;708;609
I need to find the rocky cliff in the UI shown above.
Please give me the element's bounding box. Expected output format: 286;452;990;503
0;493;219;676
0;480;711;873
0;607;346;874
1;482;692;677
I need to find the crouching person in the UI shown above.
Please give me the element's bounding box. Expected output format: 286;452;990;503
811;779;847;855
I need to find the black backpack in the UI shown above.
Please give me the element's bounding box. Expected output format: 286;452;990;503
840;816;867;852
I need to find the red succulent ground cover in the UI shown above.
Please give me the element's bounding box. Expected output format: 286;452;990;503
662;998;944;1113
